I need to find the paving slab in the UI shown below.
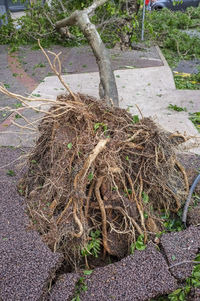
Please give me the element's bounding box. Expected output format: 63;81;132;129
3;66;198;152
0;45;29;123
0;147;62;301
160;226;200;281
49;244;177;301
78;243;177;301
49;273;80;301
17;45;163;83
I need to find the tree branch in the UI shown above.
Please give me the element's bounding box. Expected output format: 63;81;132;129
55;0;119;106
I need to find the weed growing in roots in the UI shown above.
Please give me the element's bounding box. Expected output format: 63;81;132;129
19;93;189;269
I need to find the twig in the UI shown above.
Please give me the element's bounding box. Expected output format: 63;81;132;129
56;198;73;225
38;40;77;100
73;201;84;238
168;260;200;269
135;104;144;119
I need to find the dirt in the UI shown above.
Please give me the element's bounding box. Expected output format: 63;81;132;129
0;147;200;301
177;152;200;194
20;92;188;270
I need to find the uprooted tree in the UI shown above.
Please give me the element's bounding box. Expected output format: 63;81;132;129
0;0;191;271
56;0;119;106
0;43;190;270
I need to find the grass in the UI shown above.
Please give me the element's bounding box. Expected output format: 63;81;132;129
189;112;200;132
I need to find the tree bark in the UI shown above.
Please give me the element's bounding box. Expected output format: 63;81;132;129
56;0;119;107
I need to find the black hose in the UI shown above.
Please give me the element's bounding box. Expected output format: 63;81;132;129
182;173;200;226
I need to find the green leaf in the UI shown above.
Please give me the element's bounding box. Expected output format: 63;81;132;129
94;123;101;131
7;169;16;177
88;172;93;181
135;242;146;250
171;255;176;261
15;114;22;119
171;288;182;295
67;142;72;149
142;192;149;204
83;270;93;275
4;83;10;88
132;115;139;123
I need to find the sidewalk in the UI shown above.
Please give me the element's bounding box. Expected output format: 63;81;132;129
0;43;200;301
0;44;199;153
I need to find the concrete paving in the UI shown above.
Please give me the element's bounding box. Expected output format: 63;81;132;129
0;45;199;153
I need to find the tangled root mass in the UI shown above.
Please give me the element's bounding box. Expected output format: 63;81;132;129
20;93;188;268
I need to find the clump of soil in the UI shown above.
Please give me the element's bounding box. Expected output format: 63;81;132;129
20;93;188;268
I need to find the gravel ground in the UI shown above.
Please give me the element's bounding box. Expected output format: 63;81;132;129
49;273;80;301
0;147;62;301
77;243;177;301
160;226;200;280
194;288;200;300
0;148;200;301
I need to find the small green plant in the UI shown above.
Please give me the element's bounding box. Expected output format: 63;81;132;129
161;212;184;232
132;115;140;123
67;142;73;149
14;103;23;108
130;234;147;254
142;192;149;204
168;254;200;301
189;112;200;133
81;230;101;258
15;114;22;119
33;62;46;69
4;83;10;88
94;122;108;133
88;172;94;182
71;276;88;301
7;169;16;177
168;104;187;112
32;93;41;97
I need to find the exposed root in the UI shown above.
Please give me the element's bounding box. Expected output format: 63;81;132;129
19;93;188;268
175;160;189;195
38;39;77;101
95;176;111;254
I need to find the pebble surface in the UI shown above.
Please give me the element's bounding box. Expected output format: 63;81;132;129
0;148;61;301
161;226;200;280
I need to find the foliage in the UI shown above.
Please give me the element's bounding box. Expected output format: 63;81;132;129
168;104;187;112
161;211;184;232
168;254;200;301
189;112;200;132
130;234;147;254
0;0;139;49
145;7;200;59
173;71;200;90
81;230;101;258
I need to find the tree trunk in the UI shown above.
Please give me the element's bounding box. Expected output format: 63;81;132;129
56;1;119;107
